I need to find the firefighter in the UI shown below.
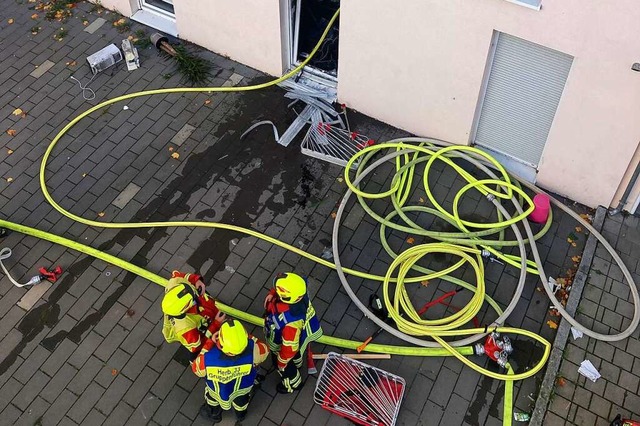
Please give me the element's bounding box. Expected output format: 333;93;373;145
191;319;269;423
263;272;323;393
161;271;226;358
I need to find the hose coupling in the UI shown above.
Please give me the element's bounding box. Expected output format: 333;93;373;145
475;332;513;368
480;250;504;265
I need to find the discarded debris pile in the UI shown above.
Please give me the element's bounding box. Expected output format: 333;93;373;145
241;78;372;168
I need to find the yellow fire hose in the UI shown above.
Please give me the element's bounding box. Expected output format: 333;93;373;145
1;6;638;425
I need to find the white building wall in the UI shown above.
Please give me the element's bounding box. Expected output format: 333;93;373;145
337;0;640;208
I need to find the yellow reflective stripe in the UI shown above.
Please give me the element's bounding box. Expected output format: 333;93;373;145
205;384;252;410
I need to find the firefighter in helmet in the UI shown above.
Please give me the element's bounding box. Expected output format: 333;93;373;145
191;319;269;423
161;271;226;359
263;272;323;393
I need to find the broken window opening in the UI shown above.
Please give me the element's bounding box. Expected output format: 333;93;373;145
294;0;340;77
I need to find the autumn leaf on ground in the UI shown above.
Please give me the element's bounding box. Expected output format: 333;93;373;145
168;146;174;151
6;177;13;183
571;255;581;263
12;108;24;116
336;177;343;183
82;173;87;177
111;369;118;376
7;149;13;155
556;377;566;387
82;20;89;25
419;197;425;203
579;213;593;223
98;212;105;217
549;308;560;317
420;280;429;287
7;19;14;24
65;61;77;67
571;242;577;247
330;212;337;219
547;320;558;330
171;152;180;159
6;129;16;136
31;13;39;19
575;226;583;233
204;99;211;105
406;237;415;244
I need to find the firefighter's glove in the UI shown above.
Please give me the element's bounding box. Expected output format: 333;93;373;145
205;312;226;338
264;288;278;314
195;279;206;295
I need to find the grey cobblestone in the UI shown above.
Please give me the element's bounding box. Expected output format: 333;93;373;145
67;381;105;423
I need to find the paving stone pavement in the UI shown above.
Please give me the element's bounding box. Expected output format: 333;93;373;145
544;213;640;426
0;2;616;426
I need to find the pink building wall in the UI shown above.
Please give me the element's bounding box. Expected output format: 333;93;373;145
338;0;640;207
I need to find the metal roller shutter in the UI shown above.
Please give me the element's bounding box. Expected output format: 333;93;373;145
474;32;573;167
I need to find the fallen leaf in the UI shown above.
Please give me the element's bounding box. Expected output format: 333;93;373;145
168;146;174;151
204;99;211;105
82;20;88;26
7;149;13;154
420;280;429;287
566;238;573;244
82;173;87;177
127;35;134;40
98;212;105;217
575;226;583;233
571;255;581;263
65;60;77;66
330;212;337;219
406;237;415;244
111;369;118;376
12;108;24;116
7;18;14;24
6;177;13;182
549;308;560;317
547;320;558;330
571;242;577;247
336;177;343;183
556;377;566;387
126;309;135;317
171;152;180;159
418;197;425;203
6;129;16;136
31;13;38;19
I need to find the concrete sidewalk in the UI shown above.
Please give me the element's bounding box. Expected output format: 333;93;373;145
0;1;615;425
543;213;640;425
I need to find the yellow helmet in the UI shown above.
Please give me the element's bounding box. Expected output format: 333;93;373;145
273;272;306;304
162;280;198;316
218;320;248;355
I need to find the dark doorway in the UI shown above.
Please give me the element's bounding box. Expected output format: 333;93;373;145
295;0;340;76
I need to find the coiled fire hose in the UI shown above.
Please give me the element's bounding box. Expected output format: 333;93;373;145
0;7;638;426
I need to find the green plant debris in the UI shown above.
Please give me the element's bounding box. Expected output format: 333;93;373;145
161;44;213;85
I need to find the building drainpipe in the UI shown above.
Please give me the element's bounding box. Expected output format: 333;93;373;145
609;159;640;215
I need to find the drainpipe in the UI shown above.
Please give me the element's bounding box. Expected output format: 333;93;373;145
609;159;640;215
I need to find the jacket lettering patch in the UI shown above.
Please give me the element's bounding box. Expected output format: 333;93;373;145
206;364;252;384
